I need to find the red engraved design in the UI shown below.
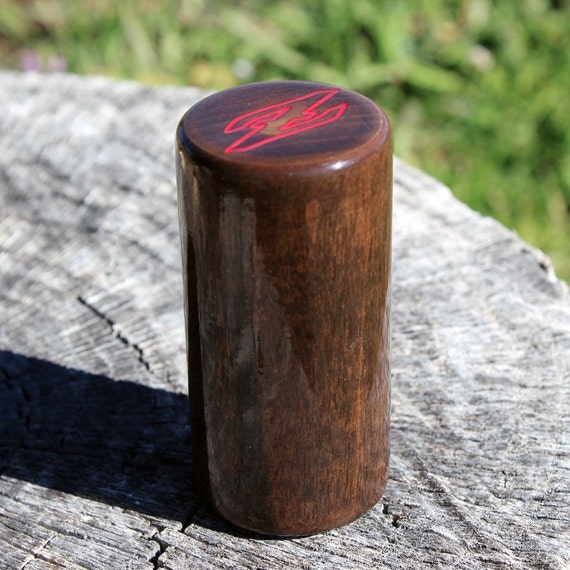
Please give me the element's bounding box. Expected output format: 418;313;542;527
223;89;348;153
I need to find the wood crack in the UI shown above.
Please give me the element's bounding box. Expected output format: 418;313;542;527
0;361;32;432
149;525;168;569
77;295;153;375
18;516;90;570
19;533;57;570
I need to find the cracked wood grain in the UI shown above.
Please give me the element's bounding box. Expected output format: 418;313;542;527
77;296;153;374
0;71;569;569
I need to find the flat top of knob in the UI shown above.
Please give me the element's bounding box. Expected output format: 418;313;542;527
178;80;390;177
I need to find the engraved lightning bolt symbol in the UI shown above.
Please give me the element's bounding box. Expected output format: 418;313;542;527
223;89;348;153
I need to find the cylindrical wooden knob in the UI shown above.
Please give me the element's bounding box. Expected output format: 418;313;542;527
176;80;392;536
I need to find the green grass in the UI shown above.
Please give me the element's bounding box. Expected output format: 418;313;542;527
2;0;569;280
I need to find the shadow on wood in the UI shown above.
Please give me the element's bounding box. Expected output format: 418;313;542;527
0;352;314;539
0;351;196;523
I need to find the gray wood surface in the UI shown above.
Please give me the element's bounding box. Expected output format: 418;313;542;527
0;71;568;569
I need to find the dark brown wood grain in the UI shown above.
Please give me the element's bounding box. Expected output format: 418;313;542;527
176;81;392;536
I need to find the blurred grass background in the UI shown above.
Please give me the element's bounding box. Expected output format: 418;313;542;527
1;0;569;280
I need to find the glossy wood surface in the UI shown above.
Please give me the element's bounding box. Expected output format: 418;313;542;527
176;81;392;536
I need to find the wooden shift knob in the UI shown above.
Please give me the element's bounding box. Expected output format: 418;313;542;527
176;80;392;536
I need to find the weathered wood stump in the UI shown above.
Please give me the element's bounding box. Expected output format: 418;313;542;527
0;71;568;569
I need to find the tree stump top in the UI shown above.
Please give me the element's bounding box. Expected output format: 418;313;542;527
0;71;568;569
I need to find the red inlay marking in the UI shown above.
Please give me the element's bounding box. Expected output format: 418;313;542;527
223;89;348;153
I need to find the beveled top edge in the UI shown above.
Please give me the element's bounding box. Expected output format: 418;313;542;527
178;80;391;178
